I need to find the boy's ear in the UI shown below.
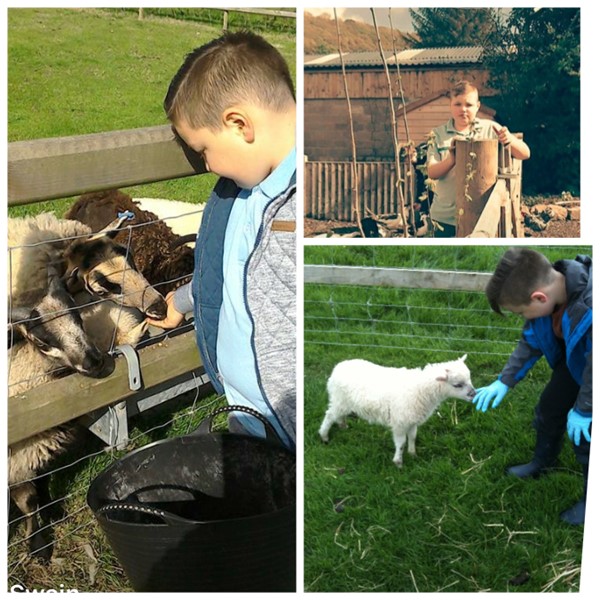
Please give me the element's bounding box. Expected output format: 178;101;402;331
530;290;548;303
222;108;255;143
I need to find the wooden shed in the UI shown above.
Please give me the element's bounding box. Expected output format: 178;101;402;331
304;46;493;161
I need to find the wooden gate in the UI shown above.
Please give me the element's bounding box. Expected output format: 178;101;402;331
304;160;403;221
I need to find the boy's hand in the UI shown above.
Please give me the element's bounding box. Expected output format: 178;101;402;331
493;124;513;148
146;291;185;329
567;408;592;446
472;380;509;412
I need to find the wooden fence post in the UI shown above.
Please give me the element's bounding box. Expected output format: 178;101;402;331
455;138;498;237
223;10;229;30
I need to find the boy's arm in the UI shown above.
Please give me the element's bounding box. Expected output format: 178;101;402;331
499;327;544;387
493;125;531;161
427;139;456;180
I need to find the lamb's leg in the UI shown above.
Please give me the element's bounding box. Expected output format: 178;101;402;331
319;405;348;443
407;424;418;456
10;482;52;561
392;427;407;467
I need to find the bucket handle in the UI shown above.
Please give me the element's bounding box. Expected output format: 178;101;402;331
97;502;191;526
192;405;282;445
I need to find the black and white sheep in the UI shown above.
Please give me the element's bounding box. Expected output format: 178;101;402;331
8;271;117;559
319;355;476;467
8;211;167;320
64;189;197;296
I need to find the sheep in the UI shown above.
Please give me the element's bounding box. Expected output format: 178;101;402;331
64;189;197;295
133;197;203;242
8;212;167;320
8;272;114;559
319;355;476;467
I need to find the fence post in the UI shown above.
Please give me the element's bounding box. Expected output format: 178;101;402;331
138;8;144;20
223;10;229;30
455;139;498;237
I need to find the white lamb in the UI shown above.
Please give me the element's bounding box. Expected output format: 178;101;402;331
319;355;476;467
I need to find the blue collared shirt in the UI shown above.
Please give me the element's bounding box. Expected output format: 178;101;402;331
217;148;296;439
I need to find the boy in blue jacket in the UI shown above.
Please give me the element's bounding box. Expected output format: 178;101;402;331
473;248;592;525
147;31;296;450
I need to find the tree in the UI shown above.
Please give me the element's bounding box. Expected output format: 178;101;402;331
484;8;580;194
409;8;500;48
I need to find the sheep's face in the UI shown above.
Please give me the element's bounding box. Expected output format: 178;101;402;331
63;219;167;320
10;274;114;379
435;355;476;402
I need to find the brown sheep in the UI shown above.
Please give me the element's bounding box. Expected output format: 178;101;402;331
64;189;196;296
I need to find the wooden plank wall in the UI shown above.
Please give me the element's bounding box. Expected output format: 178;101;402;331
305;98;395;161
304;66;492;159
304;160;402;220
304;67;493;100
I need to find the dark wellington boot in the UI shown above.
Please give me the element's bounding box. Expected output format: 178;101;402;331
560;463;588;526
506;432;562;479
506;458;553;479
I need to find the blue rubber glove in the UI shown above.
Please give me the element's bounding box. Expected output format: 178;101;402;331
473;380;509;412
567;408;592;446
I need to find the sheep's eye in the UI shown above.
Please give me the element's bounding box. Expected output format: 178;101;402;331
452;383;464;389
34;339;51;352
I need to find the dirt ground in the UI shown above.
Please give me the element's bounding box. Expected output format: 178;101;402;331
304;196;580;239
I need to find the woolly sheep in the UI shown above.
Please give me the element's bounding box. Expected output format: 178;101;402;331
8;274;111;559
64;189;197;295
8;212;167;319
133;197;203;242
319;355;476;467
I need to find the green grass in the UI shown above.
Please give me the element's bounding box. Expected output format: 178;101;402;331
8;7;296;217
304;245;589;592
8;392;228;592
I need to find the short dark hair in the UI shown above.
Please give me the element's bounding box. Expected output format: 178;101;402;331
164;31;295;131
486;248;555;314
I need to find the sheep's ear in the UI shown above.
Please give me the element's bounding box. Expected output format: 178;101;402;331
460;354;467;362
9;307;34;346
9;307;32;329
436;369;449;383
63;267;84;294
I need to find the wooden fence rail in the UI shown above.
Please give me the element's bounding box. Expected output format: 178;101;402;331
8;125;205;206
8;127;208;444
305;264;492;292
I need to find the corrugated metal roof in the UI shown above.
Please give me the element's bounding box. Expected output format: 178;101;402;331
305;46;483;68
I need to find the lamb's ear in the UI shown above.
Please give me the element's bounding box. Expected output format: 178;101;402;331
436;369;450;383
460;354;467;363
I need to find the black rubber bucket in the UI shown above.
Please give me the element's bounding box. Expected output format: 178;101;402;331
87;406;295;592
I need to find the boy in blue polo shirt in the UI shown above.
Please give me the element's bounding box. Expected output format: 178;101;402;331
147;31;296;450
473;248;592;525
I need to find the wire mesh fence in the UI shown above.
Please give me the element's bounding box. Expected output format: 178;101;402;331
7;198;215;591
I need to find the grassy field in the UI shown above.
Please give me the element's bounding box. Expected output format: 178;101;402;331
304;245;590;593
7;7;295;592
8;7;296;216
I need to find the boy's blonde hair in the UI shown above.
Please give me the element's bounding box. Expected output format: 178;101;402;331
164;31;295;131
450;80;479;98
